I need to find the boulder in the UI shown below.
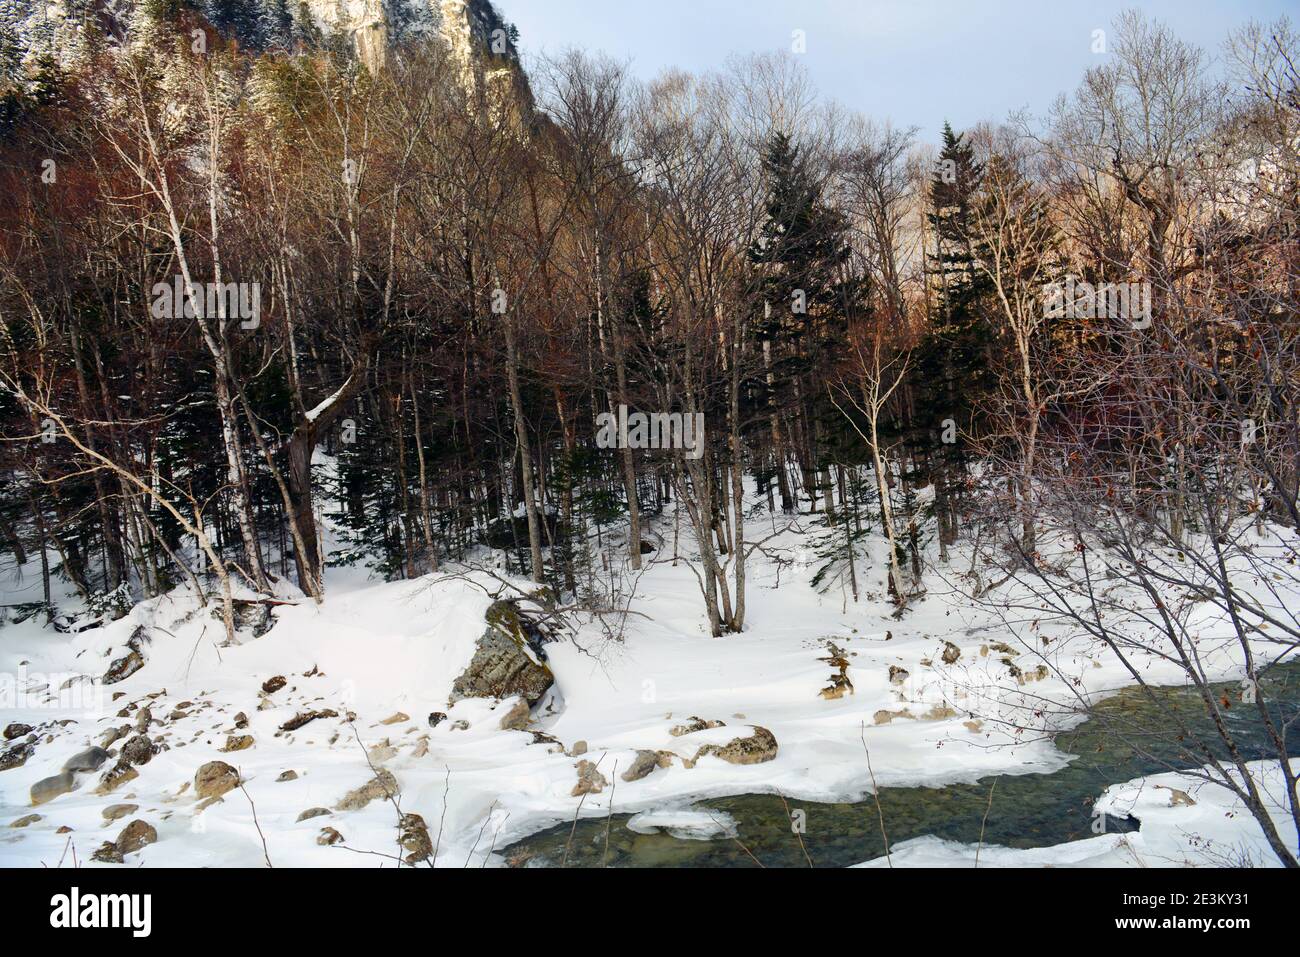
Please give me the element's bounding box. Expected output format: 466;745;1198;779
10;813;42;828
1;740;36;772
3;722;33;740
31;771;77;806
691;727;778;766
277;770;298;782
449;601;553;706
116;819;157;855
62;746;111;773
119;734;157;767
297;807;331;822
223;735;255;753
194;761;240;800
620;749;674;782
102;803;139;822
103;650;144;685
95;762;139;795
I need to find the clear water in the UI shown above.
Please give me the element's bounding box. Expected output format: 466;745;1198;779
503;662;1300;867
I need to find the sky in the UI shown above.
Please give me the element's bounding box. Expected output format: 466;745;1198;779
495;0;1296;143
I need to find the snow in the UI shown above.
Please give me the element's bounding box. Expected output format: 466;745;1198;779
855;758;1300;868
1;493;1296;868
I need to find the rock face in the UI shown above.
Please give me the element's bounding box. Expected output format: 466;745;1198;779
194;761;240;800
335;769;399;812
690;727;778;767
31;770;77;805
449;600;553;706
62;746;110;773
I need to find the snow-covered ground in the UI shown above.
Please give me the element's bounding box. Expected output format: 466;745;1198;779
1;490;1295;867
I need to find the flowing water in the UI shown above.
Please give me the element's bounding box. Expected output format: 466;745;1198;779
503;662;1300;867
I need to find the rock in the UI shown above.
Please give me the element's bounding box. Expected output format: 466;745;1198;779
449;601;554;706
223;735;255;752
691;726;778;766
368;740;398;764
262;675;287;695
119;735;157;767
226;600;275;637
317;827;343;846
669;716;726;737
1;740;36;771
10;813;42;828
194;761;240;800
569;740;588;756
497;698;531;731
56;825;73;834
428;712;448;728
3;722;33;740
922;704;958;720
873;708;916;725
116;819;157;855
31;771;77;805
335;769;399;812
100;725;131;749
888;665;909;685
398;813;433;863
134;708;152;733
963;720;984;733
62;746;111;773
449;719;470;731
941;642;961;665
102;803;139;822
297;807;330;822
103;650;144;685
233;712;248;730
571;760;607;797
91;841;124;864
95;762;139;795
380;712;409;725
620;750;673;782
279;709;337;732
277;770;298;782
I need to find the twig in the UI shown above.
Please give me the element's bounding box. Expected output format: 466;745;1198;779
777;791;814;867
860;722;891;866
237;772;273;868
975;776;999;868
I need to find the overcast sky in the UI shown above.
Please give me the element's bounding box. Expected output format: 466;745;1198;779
496;0;1294;143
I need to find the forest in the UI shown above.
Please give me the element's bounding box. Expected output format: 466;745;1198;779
0;0;1297;874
